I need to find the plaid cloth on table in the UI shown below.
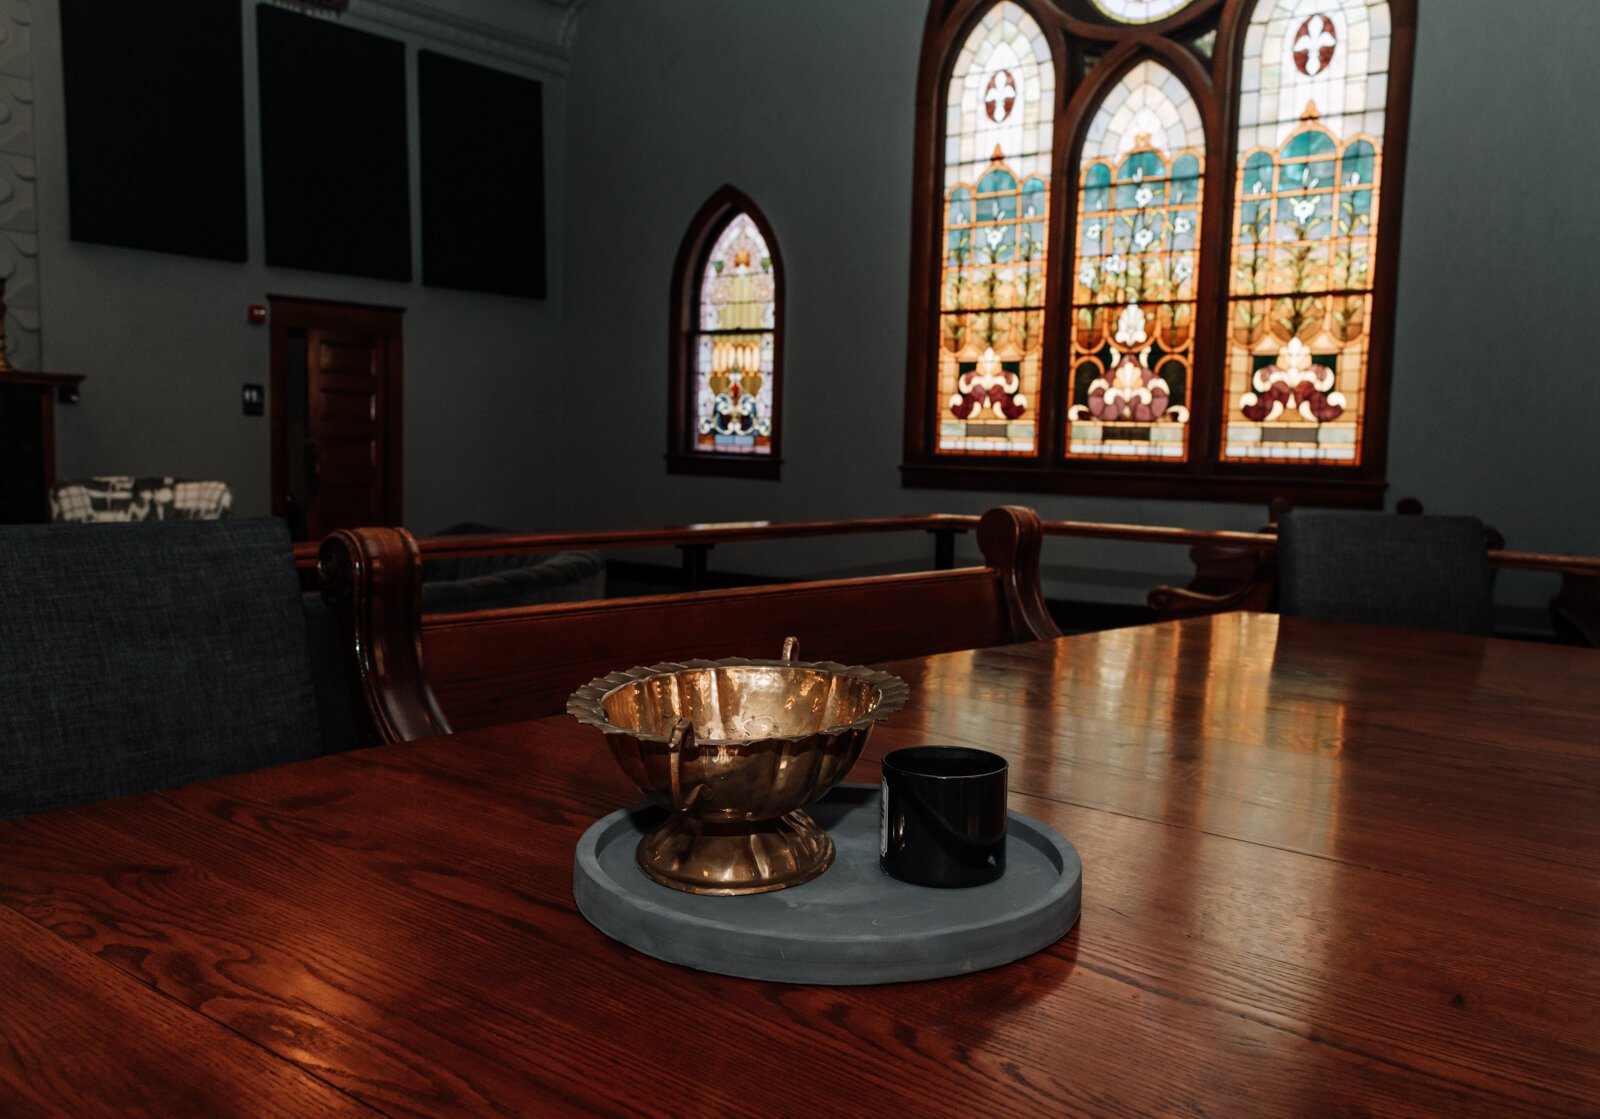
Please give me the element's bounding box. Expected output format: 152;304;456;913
50;477;233;522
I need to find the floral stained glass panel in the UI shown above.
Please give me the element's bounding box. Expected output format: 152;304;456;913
937;1;1054;455
693;213;775;455
1224;0;1391;464
1066;60;1204;461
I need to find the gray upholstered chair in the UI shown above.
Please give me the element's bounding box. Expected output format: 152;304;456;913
51;476;233;522
0;517;355;819
1277;510;1494;635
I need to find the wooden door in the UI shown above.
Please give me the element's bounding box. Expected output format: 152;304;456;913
270;298;403;541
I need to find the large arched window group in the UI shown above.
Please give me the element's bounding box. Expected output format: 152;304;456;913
904;0;1413;505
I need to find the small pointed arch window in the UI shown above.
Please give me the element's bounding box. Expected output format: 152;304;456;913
668;186;784;479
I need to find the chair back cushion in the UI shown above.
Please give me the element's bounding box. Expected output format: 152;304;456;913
0;518;324;818
1278;511;1494;635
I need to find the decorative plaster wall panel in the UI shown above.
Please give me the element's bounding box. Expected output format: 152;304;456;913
0;0;36;365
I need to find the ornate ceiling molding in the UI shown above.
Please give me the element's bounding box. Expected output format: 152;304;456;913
262;0;586;74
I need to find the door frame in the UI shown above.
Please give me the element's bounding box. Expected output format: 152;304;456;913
268;296;405;537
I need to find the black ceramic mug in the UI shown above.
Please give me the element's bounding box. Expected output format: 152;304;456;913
879;746;1008;888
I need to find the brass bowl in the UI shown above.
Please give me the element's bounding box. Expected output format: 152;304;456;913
567;638;909;895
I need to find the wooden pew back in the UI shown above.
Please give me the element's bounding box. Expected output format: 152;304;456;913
319;505;1057;743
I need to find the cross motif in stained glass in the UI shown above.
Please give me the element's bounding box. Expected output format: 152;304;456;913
1293;14;1338;76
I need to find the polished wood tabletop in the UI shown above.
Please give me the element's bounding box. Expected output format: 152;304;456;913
2;613;1597;1117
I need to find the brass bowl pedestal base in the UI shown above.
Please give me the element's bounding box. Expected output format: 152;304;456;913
636;809;836;896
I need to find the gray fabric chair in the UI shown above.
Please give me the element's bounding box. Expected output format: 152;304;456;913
51;476;233;522
0;518;342;819
1277;510;1494;635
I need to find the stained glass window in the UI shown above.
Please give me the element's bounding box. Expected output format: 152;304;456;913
692;213;776;456
937;1;1053;456
1066;61;1204;461
1224;0;1391;464
906;0;1413;501
1089;0;1198;24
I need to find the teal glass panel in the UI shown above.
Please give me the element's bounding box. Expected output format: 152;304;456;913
1117;150;1167;182
1021;177;1047;218
947;187;971;220
1341;140;1376;186
978;168;1018;194
1241;152;1275;197
1083;163;1112;211
1278;158;1335;190
1282;129;1337;159
1340;186;1372;218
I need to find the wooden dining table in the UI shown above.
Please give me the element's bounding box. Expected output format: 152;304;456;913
2;612;1597;1117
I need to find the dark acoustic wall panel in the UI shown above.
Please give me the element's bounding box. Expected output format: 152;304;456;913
419;51;546;299
60;0;247;261
257;6;411;282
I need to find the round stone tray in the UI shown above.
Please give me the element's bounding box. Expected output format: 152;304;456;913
572;784;1081;985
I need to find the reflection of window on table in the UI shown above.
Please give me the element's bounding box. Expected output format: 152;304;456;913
667;186;785;480
904;0;1412;508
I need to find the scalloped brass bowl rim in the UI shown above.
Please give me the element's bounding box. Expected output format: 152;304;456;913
565;656;910;746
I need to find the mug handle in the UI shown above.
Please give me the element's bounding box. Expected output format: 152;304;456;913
781;636;799;662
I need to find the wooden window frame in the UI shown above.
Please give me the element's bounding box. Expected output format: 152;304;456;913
902;0;1417;508
667;185;785;480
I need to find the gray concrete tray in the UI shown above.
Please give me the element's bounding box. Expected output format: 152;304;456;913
572;784;1081;984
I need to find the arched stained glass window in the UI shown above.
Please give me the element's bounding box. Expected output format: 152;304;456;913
904;0;1415;504
1224;0;1391;465
667;187;783;478
937;1;1054;456
695;214;776;455
1066;60;1204;461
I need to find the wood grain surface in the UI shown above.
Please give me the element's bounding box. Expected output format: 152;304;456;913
1;613;1596;1117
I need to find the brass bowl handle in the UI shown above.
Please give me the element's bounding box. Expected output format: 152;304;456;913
781;636;798;662
666;717;700;811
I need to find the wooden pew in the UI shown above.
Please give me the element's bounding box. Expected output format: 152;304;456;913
318;505;1059;745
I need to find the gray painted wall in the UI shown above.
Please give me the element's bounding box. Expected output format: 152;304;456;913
22;0;1595;617
31;0;570;534
557;0;1600;615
